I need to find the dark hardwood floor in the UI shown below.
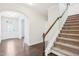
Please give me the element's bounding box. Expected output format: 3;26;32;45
0;38;43;56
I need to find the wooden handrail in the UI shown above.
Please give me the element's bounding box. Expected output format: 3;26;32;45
42;3;70;56
43;3;70;38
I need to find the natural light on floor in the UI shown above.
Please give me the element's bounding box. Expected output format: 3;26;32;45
6;41;16;56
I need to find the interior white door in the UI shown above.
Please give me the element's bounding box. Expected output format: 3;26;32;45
1;17;19;39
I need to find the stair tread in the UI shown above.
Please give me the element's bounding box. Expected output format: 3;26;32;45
67;19;79;20
66;22;79;24
60;33;79;36
62;29;79;31
66;20;79;22
65;23;79;26
57;37;79;42
53;47;78;56
68;17;79;19
64;26;79;27
55;42;79;50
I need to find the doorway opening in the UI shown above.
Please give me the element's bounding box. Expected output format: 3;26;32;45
0;11;27;41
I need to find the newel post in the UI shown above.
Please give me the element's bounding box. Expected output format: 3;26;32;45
43;33;45;56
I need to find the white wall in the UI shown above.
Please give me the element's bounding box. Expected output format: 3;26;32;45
30;14;47;45
45;4;59;33
44;4;59;39
68;4;79;16
48;4;59;25
47;3;67;28
0;4;47;45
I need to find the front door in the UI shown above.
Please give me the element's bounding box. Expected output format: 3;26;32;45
1;16;19;39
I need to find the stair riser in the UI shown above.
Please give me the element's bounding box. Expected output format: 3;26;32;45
64;23;79;26
67;18;79;20
59;34;79;39
66;20;79;23
68;17;79;20
61;31;79;34
66;19;79;22
68;15;79;18
54;43;79;55
57;39;79;46
62;27;79;30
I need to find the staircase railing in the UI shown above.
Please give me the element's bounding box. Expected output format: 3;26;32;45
43;3;70;56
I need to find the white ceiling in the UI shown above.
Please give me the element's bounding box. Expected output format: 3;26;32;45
0;11;24;18
27;3;58;17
